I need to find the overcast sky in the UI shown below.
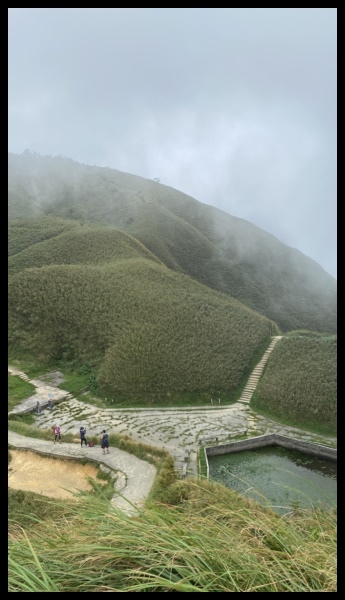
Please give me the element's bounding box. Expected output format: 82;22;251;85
8;8;337;278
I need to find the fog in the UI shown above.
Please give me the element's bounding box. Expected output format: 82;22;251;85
8;8;337;278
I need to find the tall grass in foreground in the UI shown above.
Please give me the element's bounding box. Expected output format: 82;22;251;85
8;480;336;592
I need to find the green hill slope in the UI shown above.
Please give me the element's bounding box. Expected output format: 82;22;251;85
251;332;337;435
8;152;337;334
8;218;163;276
8;216;79;257
8;257;275;403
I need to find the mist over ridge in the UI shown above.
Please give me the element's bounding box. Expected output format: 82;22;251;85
8;151;336;335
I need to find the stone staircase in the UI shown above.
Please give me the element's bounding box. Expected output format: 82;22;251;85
8;366;76;414
8;366;32;383
238;336;283;404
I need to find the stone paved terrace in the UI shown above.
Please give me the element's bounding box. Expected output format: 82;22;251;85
8;365;336;484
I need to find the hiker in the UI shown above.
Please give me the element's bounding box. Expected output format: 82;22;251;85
47;398;53;410
80;426;88;447
36;401;41;414
100;430;110;455
53;424;61;443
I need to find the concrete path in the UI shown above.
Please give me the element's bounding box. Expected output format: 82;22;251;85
8;430;156;516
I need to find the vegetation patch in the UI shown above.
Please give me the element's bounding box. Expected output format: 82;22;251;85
8;353;56;378
8;375;36;413
251;333;337;435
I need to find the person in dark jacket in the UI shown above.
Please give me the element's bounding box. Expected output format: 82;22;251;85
80;426;88;447
101;430;110;454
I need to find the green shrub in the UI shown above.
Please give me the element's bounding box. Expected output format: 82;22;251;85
252;334;336;435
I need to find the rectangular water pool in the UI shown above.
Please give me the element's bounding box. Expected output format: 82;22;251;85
208;446;337;515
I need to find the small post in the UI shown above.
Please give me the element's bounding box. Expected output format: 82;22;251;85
218;398;220;404
210;398;213;404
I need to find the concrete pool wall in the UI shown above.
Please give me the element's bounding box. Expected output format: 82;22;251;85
203;434;337;479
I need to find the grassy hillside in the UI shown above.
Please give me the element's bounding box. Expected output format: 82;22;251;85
126;194;337;334
8;154;336;415
8;216;81;257
8;218;163;276
251;332;337;435
9;250;275;403
8;152;337;334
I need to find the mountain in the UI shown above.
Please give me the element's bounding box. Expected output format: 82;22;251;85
8;151;336;335
8;152;336;407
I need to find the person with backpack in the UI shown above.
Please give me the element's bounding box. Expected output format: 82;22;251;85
101;430;110;455
80;426;88;447
53;424;61;443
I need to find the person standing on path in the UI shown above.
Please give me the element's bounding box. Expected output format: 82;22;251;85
100;430;110;455
48;393;53;410
53;424;61;443
80;426;88;447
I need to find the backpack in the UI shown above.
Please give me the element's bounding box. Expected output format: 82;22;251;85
102;433;109;441
88;441;94;447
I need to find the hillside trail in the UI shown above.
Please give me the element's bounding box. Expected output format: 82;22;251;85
8;430;156;516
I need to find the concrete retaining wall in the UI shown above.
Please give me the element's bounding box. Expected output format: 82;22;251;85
205;434;337;463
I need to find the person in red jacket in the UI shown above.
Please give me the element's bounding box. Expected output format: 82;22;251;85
53;424;61;443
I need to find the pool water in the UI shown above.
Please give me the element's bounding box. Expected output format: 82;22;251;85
208;446;337;514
